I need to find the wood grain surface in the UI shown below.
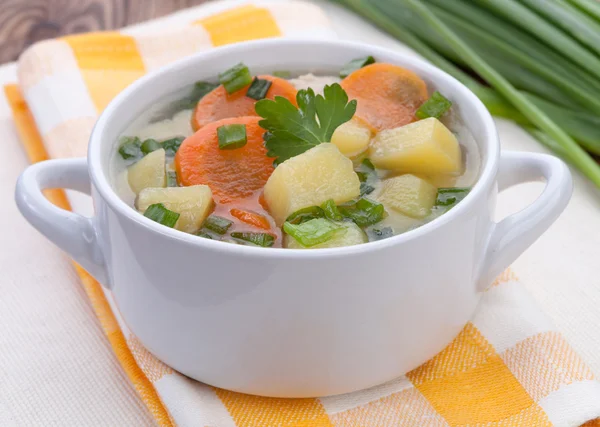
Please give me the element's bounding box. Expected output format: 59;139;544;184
0;0;209;64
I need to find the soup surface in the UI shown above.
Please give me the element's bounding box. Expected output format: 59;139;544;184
112;59;480;248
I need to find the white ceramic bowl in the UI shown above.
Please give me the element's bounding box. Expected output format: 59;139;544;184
15;39;572;398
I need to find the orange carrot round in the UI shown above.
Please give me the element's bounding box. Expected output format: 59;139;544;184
230;208;271;230
175;116;274;204
191;75;298;131
340;63;428;131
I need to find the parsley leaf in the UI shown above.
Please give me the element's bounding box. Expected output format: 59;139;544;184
255;83;357;165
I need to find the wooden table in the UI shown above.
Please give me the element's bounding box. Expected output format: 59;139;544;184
0;0;208;64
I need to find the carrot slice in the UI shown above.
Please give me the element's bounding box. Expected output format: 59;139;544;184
340;63;428;132
230;208;271;230
175;116;274;204
191;75;298;130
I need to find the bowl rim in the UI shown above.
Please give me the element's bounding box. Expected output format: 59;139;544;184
89;38;499;259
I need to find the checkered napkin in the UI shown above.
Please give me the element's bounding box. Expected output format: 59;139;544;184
7;1;600;425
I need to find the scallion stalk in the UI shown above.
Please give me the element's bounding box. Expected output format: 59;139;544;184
217;124;247;150
219;63;253;94
246;78;272;100
143;203;180;228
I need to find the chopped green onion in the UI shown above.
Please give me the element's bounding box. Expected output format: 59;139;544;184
217;124;247;150
118;136;142;160
190;81;219;102
143;203;180;228
355;158;377;196
416;91;452;119
196;231;213;239
230;232;275;247
286;206;325;224
140;139;161;154
339;197;386;227
360;183;375;196
204;215;233;234
246;77;272;100
219;63;253;94
367;226;394;241
340;56;376;78
435;187;470;209
166;171;178;187
320;199;343;221
162;136;185;156
283;218;345;247
273;70;291;78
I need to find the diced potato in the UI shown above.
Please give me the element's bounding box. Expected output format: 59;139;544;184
369;118;461;176
377;174;437;219
264;143;360;225
330;118;372;157
137;185;213;233
128;149;166;194
284;221;367;249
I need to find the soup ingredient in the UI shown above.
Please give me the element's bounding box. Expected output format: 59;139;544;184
230;208;271;230
118;136;142;160
192;75;297;130
256;83;357;165
321;199;343;221
377;174;437;219
175;116;274;204
263;143;361;225
137;185;213;233
286;206;326;224
230;232;275;247
219;63;253;94
330;118;372;157
217;124;247;150
143;203;180;228
339;56;376;78
197;231;213;239
128;148;166;194
203;215;234;234
341;63;428;131
435;187;470;210
333;0;600;188
366;226;394;241
141;138;161;154
246;78;273;100
285;221;367;249
283;218;345;247
369;117;461;176
167;81;219;114
338;197;386;226
356;158;377;196
166;171;178;187
416;91;452;119
162;137;185;156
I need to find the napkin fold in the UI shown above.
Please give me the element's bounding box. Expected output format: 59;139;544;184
9;1;600;425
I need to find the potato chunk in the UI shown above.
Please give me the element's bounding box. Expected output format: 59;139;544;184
330;118;372;157
369;118;461;175
264;143;360;225
128;149;166;194
377;174;437;219
137;185;213;233
284;221;367;249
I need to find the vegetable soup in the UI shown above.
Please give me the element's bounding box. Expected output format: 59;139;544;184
111;58;480;248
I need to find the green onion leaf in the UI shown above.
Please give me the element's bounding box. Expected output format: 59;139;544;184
320;199;343;221
286;206;325;224
118;136;142;160
196;231;213;239
204;215;233;234
162;136;185;156
416;91;452;119
273;71;291;78
230;232;275;247
435;187;470;209
340;56;376;78
166;171;178;187
217;124;247;150
355;158;377;196
339;197;386;227
283;218;345;247
367;226;394;241
140;139;161;155
143;203;180;228
219;63;253;94
246;77;272;100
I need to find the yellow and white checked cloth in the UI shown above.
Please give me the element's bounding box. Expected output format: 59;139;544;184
7;1;600;426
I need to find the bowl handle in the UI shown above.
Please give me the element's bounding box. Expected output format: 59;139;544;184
15;158;108;286
478;151;572;290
